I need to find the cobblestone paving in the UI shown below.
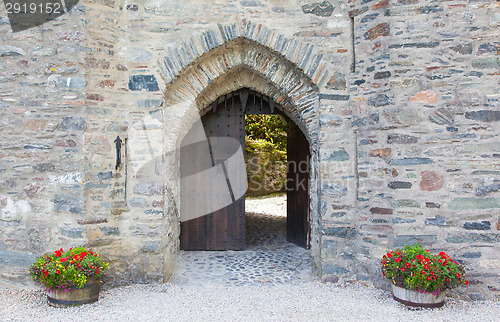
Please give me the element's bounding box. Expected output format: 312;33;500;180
170;195;315;286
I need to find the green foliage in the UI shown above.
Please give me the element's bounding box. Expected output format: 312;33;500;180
30;247;109;293
381;243;468;294
245;114;287;152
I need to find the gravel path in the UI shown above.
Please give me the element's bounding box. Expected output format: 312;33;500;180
1;283;498;321
1;194;498;321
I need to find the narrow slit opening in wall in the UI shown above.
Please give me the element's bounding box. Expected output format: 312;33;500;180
350;16;355;73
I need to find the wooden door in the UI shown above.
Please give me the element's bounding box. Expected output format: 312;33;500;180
180;95;246;250
286;121;311;249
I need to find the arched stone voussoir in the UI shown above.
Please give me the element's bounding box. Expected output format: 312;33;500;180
163;37;321;146
159;19;327;87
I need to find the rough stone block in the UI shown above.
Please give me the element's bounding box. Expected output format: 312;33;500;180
449;198;500;210
365;23;389;41
322;183;348;198
463;221;491;231
97;171;113;180
325;148;349;161
451;43;473;55
60;117;86;131
465;110;500;122
410;90;437;103
419;5;443;14
53;194;84;213
0;45;26;57
100;227;120;236
393;234;437;247
387;134;418;144
128;75;159;91
137;99;163;108
323;265;350;275
388;42;440;49
468;292;487;301
372;0;388;10
324;226;357;238
361;13;379;23
351;113;379;127
374;71;391;79
420;170;443;191
478;43;500;55
370;207;393;215
462;251;482;258
32;163;55;172
471;57;500;69
133;183;163;196
326;72;346;90
60;226;85;238
392;217;416;224
87;94;104;101
369;148;391;158
56;77;87;88
0;250;35;266
446;233;500;243
390;158;433;166
24;144;51;150
429;108;454;125
476;183;500;196
392;199;420;208
388;181;412;189
56;140;77;147
425;215;448;227
302;1;334;17
142;241;160;253
425;202;441;208
129;48;153;63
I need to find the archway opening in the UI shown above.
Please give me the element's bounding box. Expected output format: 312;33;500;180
179;88;310;251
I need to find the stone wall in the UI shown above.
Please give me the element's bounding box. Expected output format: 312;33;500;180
346;0;500;300
0;0;498;299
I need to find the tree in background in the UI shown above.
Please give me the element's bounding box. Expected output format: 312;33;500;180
245;115;287;196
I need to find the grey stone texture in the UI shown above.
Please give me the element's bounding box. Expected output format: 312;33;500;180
0;0;498;301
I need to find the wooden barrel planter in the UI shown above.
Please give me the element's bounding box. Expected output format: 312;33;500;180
47;277;100;308
392;284;446;308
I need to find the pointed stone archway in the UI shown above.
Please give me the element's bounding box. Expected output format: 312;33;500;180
159;20;324;267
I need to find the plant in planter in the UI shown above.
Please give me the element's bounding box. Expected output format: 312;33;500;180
30;247;109;307
381;243;467;308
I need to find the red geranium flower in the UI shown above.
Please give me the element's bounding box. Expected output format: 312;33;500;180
401;267;406;272
405;263;411;268
395;257;401;263
457;273;461;278
427;276;432;281
387;253;392;258
465;280;469;285
446;278;450;282
424;265;429;270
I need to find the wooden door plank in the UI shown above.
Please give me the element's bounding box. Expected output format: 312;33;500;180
286;119;310;248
